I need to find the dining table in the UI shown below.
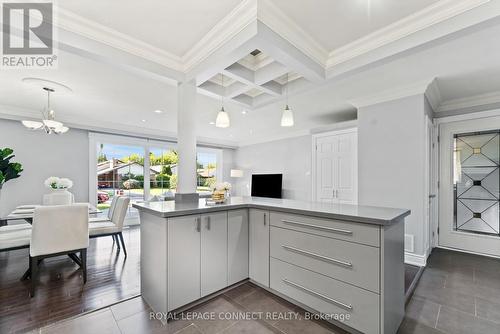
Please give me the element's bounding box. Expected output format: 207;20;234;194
0;203;101;280
0;203;101;226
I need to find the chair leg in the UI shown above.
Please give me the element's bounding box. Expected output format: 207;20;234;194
81;249;87;284
112;235;115;245
118;232;127;257
115;235;120;249
30;256;38;297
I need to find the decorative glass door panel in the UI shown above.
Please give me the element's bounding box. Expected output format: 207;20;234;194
454;130;500;235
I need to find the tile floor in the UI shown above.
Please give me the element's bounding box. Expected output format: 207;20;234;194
38;282;348;334
34;248;500;334
399;248;500;334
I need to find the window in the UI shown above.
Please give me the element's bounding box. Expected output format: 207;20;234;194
96;142;145;220
149;147;178;196
454;130;500;236
90;134;224;223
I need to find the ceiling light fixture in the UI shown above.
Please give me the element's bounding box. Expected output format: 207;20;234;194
281;73;294;127
21;87;69;134
215;75;230;128
154;110;163;114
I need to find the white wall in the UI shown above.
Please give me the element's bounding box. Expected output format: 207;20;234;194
0;119;89;213
358;94;428;259
233;135;312;201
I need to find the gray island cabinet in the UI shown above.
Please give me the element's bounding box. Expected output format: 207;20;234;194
133;197;410;334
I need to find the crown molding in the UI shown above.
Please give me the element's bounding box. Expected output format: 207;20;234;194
326;0;491;69
425;79;443;112
349;80;433;108
257;0;328;67
437;91;500;113
55;7;183;71
182;0;258;73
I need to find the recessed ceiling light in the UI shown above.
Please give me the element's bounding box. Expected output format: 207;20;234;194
209;121;215;125
242;110;248;115
141;119;147;123
154;110;163;114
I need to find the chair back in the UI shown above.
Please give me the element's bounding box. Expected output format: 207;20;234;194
111;196;130;230
107;196;118;220
30;204;89;257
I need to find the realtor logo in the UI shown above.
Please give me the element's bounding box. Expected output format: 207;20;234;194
1;1;57;68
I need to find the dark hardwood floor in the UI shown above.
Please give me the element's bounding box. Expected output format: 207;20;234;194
0;226;140;334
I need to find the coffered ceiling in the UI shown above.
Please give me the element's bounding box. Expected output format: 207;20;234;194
1;0;500;146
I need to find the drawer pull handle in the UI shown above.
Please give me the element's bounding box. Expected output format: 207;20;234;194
281;220;353;236
282;278;353;311
282;245;353;268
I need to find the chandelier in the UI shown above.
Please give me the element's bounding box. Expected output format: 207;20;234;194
21;87;69;134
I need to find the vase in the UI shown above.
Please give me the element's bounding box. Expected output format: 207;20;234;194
43;188;75;205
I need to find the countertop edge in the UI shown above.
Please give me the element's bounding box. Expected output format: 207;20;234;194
132;202;410;226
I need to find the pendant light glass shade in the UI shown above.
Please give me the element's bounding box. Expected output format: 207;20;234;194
281;105;294;127
216;106;230;128
22;120;43;130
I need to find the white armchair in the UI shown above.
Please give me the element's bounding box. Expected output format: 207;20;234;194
89;196;130;257
30;204;89;297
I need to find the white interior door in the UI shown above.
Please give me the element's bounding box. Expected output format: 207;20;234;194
439;117;500;257
314;129;357;204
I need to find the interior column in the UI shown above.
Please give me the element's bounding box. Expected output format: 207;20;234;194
175;81;199;203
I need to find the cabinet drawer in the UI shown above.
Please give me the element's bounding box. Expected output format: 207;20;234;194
270;226;379;293
270;211;379;247
270;258;380;334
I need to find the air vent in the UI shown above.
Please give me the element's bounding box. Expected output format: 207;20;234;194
404;234;415;253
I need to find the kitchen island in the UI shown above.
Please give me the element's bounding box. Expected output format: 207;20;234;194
133;197;410;334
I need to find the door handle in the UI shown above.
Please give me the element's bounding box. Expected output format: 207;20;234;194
196;217;201;232
206;216;211;230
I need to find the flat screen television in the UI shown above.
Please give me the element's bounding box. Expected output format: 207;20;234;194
251;174;283;199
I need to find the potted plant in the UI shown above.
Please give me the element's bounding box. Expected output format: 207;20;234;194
0;148;23;217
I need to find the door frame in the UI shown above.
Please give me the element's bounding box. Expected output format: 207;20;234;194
437;114;500;257
311;127;358;203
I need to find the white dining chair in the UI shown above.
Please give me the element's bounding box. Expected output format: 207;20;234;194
29;204;89;297
89;195;118;224
89;196;130;257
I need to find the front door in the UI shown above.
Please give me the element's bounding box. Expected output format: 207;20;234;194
439;117;500;256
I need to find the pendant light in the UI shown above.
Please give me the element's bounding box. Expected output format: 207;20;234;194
215;74;230;128
281;73;294;127
21;87;69;134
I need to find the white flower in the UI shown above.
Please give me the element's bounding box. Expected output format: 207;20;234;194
213;182;231;191
58;178;73;189
44;177;61;189
44;176;73;189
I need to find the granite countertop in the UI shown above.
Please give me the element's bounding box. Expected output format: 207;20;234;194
132;196;410;226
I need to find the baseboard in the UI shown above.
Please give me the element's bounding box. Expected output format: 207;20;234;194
404;252;428;267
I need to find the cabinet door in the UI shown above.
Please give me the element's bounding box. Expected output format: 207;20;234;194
249;209;270;287
336;132;357;204
315;135;337;203
201;211;228;297
228;209;249;285
168;215;201;311
315;130;357;205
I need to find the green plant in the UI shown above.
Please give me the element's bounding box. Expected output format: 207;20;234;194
0;148;23;188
